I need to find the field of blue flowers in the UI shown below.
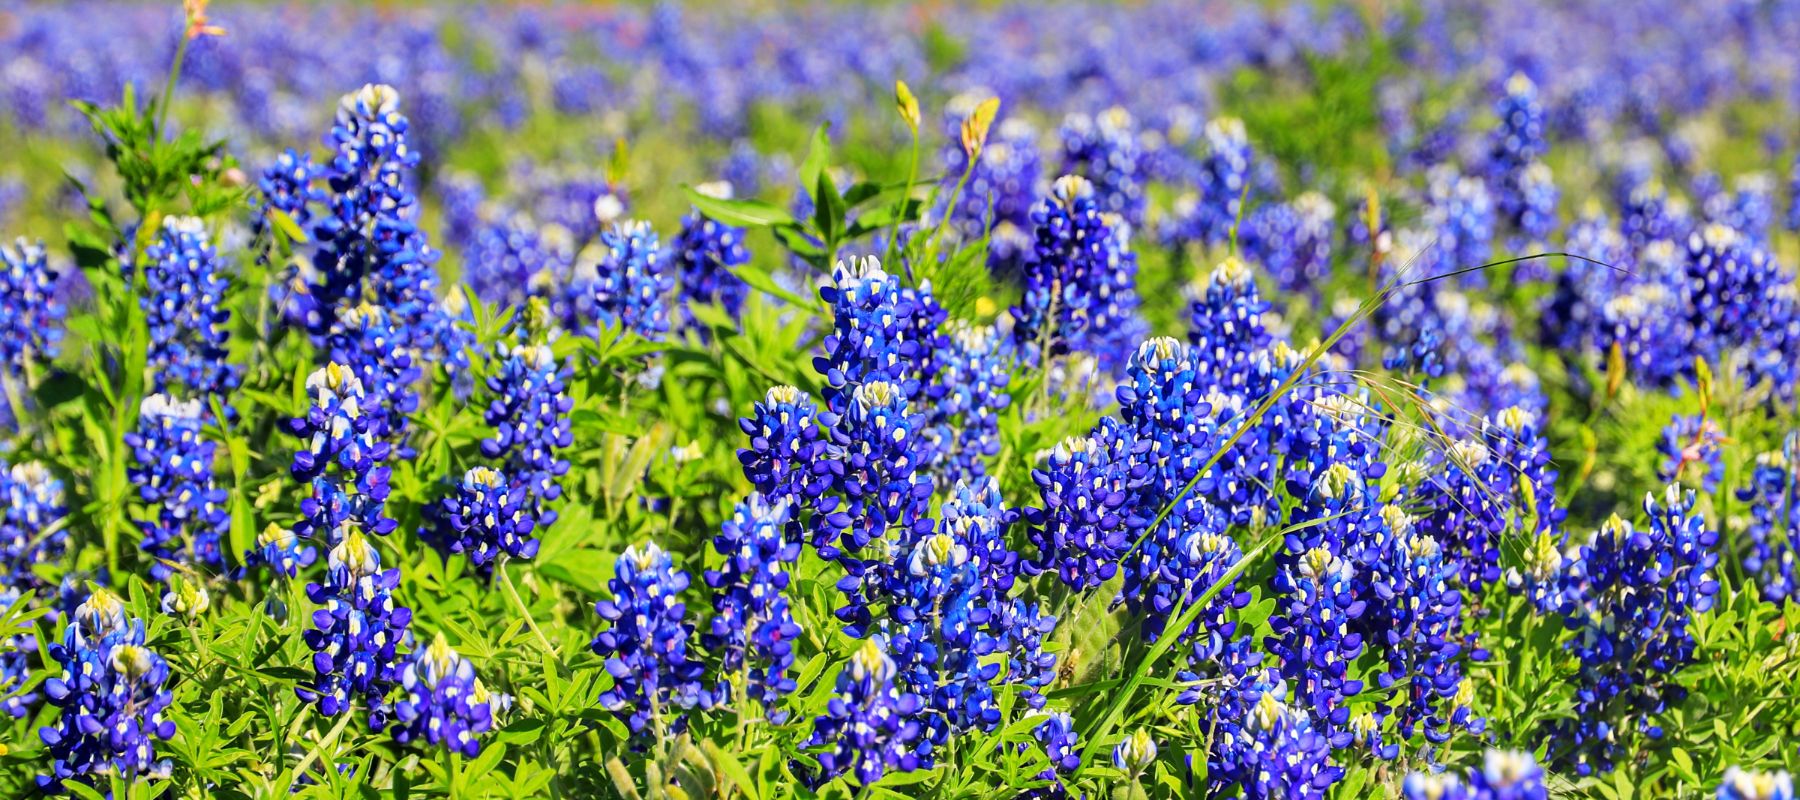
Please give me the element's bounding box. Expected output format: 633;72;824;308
1;0;1798;797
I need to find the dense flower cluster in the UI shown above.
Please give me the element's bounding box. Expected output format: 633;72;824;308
37;589;175;793
1739;435;1799;606
1207;676;1341;799
703;494;802;719
479;337;574;532
591;220;674;339
592;542;715;741
808;639;926;786
138;215;238;400
126;394;228;579
423;466;538;567
299;525;412;727
1012;175;1146;372
288;364;394;549
1168;116;1253;247
1;459;69;593
392;632;507;756
672;181;751;324
272;83;470;395
1402;750;1549;800
1;237;66;403
1059;107;1145;227
1550;488;1719;774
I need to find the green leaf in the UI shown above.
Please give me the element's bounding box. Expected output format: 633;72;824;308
703;741;762;800
798;123;831;203
685;189;796;229
269;208;309;244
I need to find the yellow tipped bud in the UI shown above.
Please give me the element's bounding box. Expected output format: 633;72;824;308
960;97;1000;160
894;80;921;133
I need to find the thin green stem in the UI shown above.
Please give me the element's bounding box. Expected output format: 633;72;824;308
290;705;355;785
886;128;921;279
156;34;192;139
497;555;560;659
919;156;978;272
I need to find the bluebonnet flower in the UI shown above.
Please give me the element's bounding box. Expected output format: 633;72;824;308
253;148;325;243
424;466;537;566
808;638;926;786
1011;175;1146;373
719;140;763;199
1113;729;1156;776
941;96;1041;242
159;573;210;618
298;525;412;728
812;380;930;561
464;213;575;312
327;300;425;450
813;255;945;418
126;394;228;580
1487;74;1549;234
1509;161;1560;256
481;338;573;530
1552;488;1719;774
305;85;467;377
1788;157;1800;233
393;632;507;757
1371;510;1482;747
1266;546;1365;744
1113;338;1242;642
1620;177;1693;251
1684;223;1779;355
436;170;487;254
1245;191;1336;295
138;215;238;400
1721;173;1776;245
592;542;715;741
1026;712;1081;795
672;181;751;324
1;459;68;595
1193;116;1254;246
1172;527;1258;692
933;321;1012;483
1026;425;1142;591
1738;436;1798;605
251;523;316;579
1658;413;1726;492
1719;767;1794;800
1402;750;1549;800
1;238;67;407
308;83;417;319
289;363;395;547
1186;257;1271;393
1596;281;1687;386
1505;528;1569;613
736;385;831;509
1207;675;1342;799
1059;107;1145;227
1417;406;1564;597
1426;164;1496;281
704;494;802;720
37;589;175;793
591;220;673;339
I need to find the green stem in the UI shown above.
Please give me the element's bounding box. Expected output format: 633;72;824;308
919;156;978;274
497;555;560;659
886;128;921;279
156;34;192;140
290;705;355;785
